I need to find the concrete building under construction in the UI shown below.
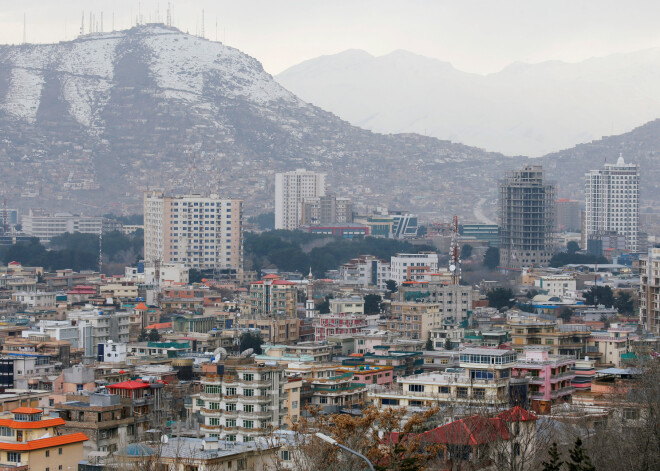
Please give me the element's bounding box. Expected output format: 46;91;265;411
499;165;555;270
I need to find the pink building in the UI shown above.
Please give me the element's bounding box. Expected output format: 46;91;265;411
512;346;575;414
336;365;395;387
313;312;367;341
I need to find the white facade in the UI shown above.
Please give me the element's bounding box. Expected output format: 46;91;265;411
390;253;439;285
338;255;390;289
99;340;128;363
144;262;189;286
275;170;326;230
585;155;640;252
11;291;56;307
535;275;577;298
640;247;660;334
21;210;102;242
143;191;243;270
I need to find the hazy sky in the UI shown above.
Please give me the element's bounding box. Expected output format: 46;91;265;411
2;0;660;75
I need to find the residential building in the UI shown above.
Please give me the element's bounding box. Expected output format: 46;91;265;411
301;193;353;226
275;169;325;230
555;199;582;233
67;309;130;357
639;247;660;335
248;275;298;318
499;165;556;270
398;280;473;323
390;253;439;285
313;297;367;342
0;407;88;470
587;325;635;367
196;358;292;442
105;379;164;438
143;191;243;270
508;316;590;358
534;274;577;298
370;348;518;409
55;392;134;458
512;347;575;414
584;155;640;252
338;255;390;289
21;209;102;242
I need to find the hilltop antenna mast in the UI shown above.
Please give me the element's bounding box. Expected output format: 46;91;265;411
100;12;104;33
80;11;85;36
23;13;26;44
167;2;171;27
200;9;205;38
2;198;8;235
449;215;461;284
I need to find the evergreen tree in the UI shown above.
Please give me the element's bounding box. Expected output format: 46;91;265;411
138;329;148;341
567;437;595;471
542;442;563;471
425;338;434;351
444;337;453;351
483;247;500;270
148;328;161;341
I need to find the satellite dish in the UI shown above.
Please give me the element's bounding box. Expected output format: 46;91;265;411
449;265;456;272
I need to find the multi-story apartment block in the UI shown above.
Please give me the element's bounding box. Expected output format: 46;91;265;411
143;191;243;270
370;348;517;409
639;247;660;335
499;165;556;270
338;255;390;289
196;358;294;442
313;312;367;342
387;301;443;341
587;324;635;367
584;155;640;252
67;309;130;357
275;169;325;230
21;209;103;242
534;274;577;298
301;194;353;226
0;407;88;470
390;253;439;285
105;379;164;438
248;274;298;318
509;316;590;358
512;346;575;414
555;199;582;233
398;280;473;324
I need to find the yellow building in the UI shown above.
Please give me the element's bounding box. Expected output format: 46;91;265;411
0;407;87;471
508;316;590;357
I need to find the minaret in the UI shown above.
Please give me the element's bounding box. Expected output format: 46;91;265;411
305;268;316;318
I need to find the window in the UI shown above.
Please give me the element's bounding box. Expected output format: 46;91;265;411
46;450;50;457
408;384;424;392
226;419;236;427
244;389;254;397
7;452;21;463
243;373;254;381
243;420;254;429
281;450;291;461
0;427;12;437
226;403;237;411
440;386;450;394
225;387;237;396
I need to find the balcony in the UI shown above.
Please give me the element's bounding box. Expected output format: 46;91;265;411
131;397;154;406
238;395;271;403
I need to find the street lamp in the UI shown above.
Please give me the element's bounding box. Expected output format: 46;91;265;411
315;432;375;471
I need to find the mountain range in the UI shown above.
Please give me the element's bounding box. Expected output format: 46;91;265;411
0;25;658;222
276;48;660;156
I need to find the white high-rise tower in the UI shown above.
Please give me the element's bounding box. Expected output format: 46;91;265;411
584;155;640;252
274;169;326;230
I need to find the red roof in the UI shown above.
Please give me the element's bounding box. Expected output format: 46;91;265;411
11;407;42;414
497;406;538;422
263;274;280;279
0;418;65;429
0;432;88;451
135;302;148;310
388;415;509;447
146;322;172;330
107;380;150;390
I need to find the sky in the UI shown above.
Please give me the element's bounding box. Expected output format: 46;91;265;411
2;0;660;75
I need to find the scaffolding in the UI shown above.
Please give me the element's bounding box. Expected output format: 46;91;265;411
499;165;555;270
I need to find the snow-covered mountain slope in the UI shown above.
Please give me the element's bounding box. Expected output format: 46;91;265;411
0;25;514;217
276;48;660;156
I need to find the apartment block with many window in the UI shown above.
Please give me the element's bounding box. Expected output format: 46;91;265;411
143;191;243;270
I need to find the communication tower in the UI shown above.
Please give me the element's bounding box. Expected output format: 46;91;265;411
449;215;461;284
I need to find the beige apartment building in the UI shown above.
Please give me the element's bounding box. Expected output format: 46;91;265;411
143;191;243;270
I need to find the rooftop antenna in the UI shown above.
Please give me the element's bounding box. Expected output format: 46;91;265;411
166;2;171;27
200;9;205;38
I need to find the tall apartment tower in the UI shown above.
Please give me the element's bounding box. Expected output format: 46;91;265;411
499;165;556;270
144;191;243;270
584;155;640;252
639;247;660;335
275;169;326;230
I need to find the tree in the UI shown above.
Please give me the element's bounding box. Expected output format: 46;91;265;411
486;288;515;310
599;314;612;328
148;328;161;341
239;332;264;354
567;241;580;254
364;294;383;314
583;285;615;307
425;338;434;351
444;337;453;351
541;442;563;471
550;252;607;268
461;244;473;259
484;247;500;270
138;329;148;341
385;279;398;293
526;289;539;299
558;307;573;323
317;295;332;314
614;291;634;314
567;437;595;471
